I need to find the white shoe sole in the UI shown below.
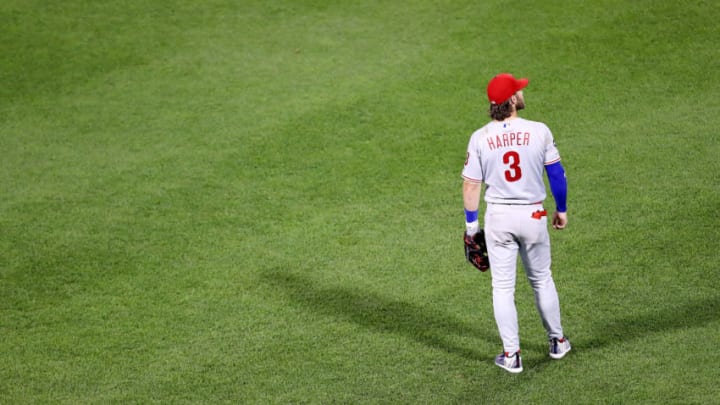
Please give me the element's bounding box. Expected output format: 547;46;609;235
496;363;524;373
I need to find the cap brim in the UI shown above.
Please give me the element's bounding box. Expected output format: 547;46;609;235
517;78;529;91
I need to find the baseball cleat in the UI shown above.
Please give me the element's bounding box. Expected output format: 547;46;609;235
495;351;523;373
549;337;571;359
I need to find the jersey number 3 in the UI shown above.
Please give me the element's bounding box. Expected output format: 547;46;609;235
503;151;522;182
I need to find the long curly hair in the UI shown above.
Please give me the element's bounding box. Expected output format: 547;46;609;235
489;100;513;121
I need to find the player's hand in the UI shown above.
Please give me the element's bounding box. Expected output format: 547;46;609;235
552;211;567;230
466;220;479;236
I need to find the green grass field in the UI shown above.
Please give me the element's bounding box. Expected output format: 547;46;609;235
2;0;719;403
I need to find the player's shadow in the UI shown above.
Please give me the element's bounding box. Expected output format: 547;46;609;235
261;269;497;362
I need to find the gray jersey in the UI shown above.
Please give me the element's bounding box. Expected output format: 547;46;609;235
462;117;560;204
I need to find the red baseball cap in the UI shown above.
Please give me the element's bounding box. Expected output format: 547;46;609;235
487;73;529;104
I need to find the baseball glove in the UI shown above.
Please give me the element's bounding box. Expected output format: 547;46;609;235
464;229;490;272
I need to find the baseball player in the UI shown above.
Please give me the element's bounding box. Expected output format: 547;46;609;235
462;73;571;373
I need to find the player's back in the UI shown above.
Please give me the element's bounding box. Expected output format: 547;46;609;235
472;117;559;205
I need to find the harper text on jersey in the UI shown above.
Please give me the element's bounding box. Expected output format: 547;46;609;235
486;132;531;151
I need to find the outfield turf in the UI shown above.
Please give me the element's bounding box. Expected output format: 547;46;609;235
1;0;719;403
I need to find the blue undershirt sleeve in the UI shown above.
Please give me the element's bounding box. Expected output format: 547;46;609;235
545;162;567;212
